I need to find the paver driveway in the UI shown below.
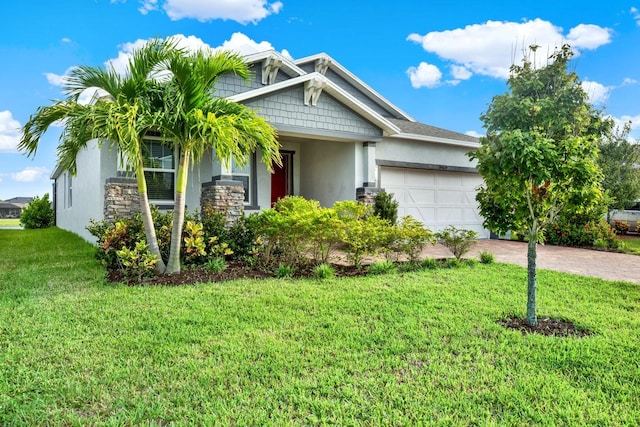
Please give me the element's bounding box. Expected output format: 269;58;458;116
423;239;640;284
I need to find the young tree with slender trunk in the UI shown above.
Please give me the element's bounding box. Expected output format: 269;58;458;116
159;49;281;274
469;44;612;326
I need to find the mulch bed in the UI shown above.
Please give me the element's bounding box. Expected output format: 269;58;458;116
499;317;592;338
107;260;370;286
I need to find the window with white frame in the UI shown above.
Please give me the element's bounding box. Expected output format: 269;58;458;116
142;134;175;202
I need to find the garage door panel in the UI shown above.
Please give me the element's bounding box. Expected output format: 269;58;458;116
381;167;488;238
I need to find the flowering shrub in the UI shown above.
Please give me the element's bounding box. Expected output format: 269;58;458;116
545;218;618;248
613;220;630;235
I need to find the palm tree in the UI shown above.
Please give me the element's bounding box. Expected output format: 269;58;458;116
19;39;177;273
159;49;281;274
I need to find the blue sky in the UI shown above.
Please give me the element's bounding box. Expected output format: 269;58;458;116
1;0;640;200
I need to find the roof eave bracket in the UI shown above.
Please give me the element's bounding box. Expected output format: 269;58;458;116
262;56;283;85
304;76;325;106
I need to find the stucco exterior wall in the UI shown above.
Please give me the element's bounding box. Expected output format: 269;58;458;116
55;139;117;242
299;140;356;207
376;138;478;169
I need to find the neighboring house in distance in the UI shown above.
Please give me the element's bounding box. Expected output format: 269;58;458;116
51;50;486;242
4;197;33;209
0;201;22;218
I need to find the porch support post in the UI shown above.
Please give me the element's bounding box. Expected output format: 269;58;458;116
362;141;377;188
357;141;383;206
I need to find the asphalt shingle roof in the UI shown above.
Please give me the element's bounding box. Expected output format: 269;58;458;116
389;118;479;143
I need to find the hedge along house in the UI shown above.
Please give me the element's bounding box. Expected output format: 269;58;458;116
51;49;486;242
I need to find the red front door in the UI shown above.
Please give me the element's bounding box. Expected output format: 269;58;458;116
271;152;292;206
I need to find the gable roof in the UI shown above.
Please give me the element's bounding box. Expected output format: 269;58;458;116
227;72;402;136
235;51;476;147
294;53;414;121
4;196;32;205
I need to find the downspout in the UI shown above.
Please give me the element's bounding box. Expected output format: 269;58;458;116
52;180;57;226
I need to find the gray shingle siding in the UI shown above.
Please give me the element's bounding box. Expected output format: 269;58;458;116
215;64;263;98
244;86;382;138
324;69;395;118
298;63;315;74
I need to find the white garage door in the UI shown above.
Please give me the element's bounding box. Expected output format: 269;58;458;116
380;167;489;238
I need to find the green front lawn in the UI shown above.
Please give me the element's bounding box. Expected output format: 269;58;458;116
0;218;20;227
1;228;639;425
621;235;640;254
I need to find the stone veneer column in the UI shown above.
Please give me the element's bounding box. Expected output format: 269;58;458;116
356;186;383;206
104;177;141;224
200;179;245;226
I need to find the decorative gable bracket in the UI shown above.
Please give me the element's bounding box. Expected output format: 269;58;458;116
314;56;331;75
261;56;283;85
304;76;325;106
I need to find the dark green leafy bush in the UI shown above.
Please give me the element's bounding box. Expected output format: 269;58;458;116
20;194;54;229
373;191;398;225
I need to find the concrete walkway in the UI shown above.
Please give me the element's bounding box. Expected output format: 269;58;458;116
423;240;640;284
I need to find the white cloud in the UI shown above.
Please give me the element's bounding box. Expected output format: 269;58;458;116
139;0;158;14
566;24;612;50
623;77;637;85
45;66;76;86
632;7;640;26
582;80;611;105
613;114;640;132
451;65;472;80
161;0;283;24
61;37;71;43
407;62;442;88
11;167;49;183
408;19;612;80
43;33;289;101
0;110;22;153
465;130;483;138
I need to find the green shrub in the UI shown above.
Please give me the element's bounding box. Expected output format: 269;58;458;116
443;257;461;269
334;200;390;268
205;257;228;273
182;220;207;265
545;217;618;248
435;226;479;260
368;260;397;275
116;240;158;281
20;194;54;229
420;257;439;270
225;215;257;261
275;264;296;278
313;263;335;280
479;250;495;264
387;216;435;263
373;191;398;225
